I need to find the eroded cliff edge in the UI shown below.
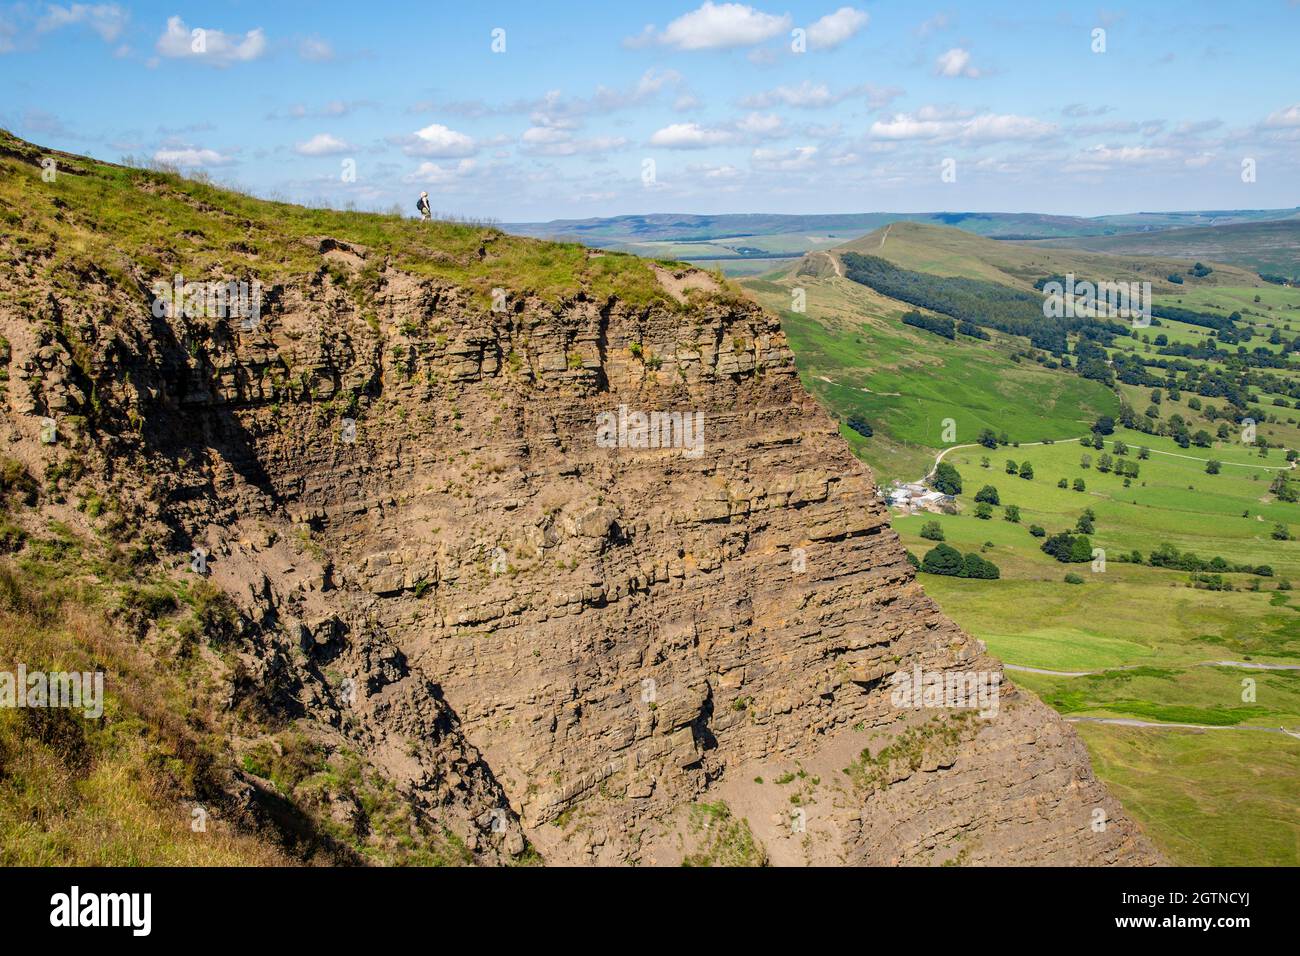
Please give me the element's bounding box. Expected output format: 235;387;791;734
0;134;1160;864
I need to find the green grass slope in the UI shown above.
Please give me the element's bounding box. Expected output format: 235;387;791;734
828;221;1264;291
0;128;746;317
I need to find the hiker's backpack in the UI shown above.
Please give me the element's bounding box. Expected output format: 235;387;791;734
415;199;424;212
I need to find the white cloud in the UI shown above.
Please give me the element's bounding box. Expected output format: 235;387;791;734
649;122;736;148
299;36;334;61
870;108;1056;143
37;4;128;42
405;159;476;186
1062;144;1176;172
741;79;902;110
408;123;477;157
689;163;742;179
1263;104;1300;128
751;145;817;170
1078;144;1174;163
156;16;266;66
153;146;234;167
806;7;868;50
743;80;839;108
520;124;628;156
736;112;786;137
935;47;979;78
631;2;791;51
294;133;352;156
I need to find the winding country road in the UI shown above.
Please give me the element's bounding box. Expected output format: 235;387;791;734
1066;715;1300;740
811;250;844;277
1005;662;1300;740
1004;661;1300;677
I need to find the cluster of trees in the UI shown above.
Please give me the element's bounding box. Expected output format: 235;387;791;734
1149;305;1234;334
841;253;1124;355
901;310;955;340
1038;508;1100;562
1092;453;1140;478
1075;338;1114;386
977;428;1012;448
1144;542;1273;576
917;543;1000;579
1041;531;1095;563
1189;572;1234;591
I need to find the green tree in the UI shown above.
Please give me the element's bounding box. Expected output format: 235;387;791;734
1018;461;1034;480
974;502;994;520
920;520;945;541
974;485;1001;505
1271;474;1298;502
960;553;1001;579
932;462;963;496
1004;504;1021;523
921;543;963;576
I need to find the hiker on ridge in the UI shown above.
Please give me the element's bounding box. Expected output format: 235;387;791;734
416;191;431;222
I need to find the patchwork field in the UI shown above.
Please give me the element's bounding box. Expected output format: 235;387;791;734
894;430;1300;865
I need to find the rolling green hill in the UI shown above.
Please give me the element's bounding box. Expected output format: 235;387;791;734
823;221;1265;290
1028;220;1300;279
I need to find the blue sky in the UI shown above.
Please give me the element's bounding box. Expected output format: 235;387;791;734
2;1;1298;221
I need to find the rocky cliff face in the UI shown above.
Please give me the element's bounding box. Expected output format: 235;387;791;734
0;137;1159;864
